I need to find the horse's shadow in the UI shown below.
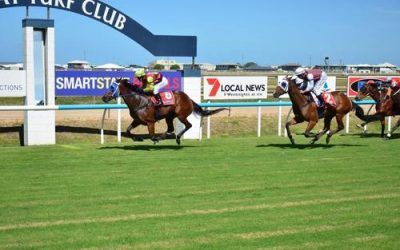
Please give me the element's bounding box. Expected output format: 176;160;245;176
99;144;196;151
257;143;365;149
346;133;400;140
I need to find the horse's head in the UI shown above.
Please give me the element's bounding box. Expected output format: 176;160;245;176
102;78;138;103
355;80;377;101
273;77;290;98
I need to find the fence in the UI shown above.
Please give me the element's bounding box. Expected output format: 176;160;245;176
1;100;388;144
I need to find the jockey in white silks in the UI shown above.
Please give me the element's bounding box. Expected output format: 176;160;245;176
294;67;329;107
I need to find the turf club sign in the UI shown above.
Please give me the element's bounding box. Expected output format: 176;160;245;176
2;0;127;30
0;0;197;57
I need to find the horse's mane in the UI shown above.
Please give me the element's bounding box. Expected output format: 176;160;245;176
119;79;143;94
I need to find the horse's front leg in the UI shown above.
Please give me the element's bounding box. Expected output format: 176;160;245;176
380;115;386;138
127;119;144;142
286;118;299;145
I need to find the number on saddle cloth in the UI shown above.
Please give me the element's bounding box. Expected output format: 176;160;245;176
322;92;337;107
151;91;175;106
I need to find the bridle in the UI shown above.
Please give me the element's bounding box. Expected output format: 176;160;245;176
107;81;150;111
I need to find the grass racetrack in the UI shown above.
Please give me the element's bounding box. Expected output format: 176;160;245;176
0;135;399;249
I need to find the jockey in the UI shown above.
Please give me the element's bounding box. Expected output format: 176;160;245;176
383;76;400;97
135;69;169;106
294;67;328;107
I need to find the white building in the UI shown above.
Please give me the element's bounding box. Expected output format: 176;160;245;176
67;60;91;70
93;63;126;71
0;62;24;70
148;59;179;70
347;63;397;74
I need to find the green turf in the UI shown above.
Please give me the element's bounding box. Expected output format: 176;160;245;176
0;136;399;249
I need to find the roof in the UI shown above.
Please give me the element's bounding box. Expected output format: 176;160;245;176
244;65;274;70
94;63;125;69
68;60;89;65
377;62;396;68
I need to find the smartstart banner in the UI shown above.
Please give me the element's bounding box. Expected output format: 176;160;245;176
55;70;182;96
203;76;268;100
0;70;26;97
277;75;336;99
347;76;400;97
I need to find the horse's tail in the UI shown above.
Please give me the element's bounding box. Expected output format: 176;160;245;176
192;101;227;117
352;101;367;121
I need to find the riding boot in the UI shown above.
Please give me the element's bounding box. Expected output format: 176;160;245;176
155;93;163;106
317;95;325;108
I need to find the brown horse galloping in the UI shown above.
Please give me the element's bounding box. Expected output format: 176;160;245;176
102;79;226;145
356;82;400;139
355;82;387;137
273;77;364;145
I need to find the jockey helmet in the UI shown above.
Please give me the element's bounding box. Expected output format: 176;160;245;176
366;80;375;85
147;76;154;83
135;69;146;78
295;67;306;76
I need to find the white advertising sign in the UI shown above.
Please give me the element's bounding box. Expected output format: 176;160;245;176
0;70;26;97
277;75;336;99
203;76;268;100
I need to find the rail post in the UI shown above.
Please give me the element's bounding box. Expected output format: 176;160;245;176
257;100;262;137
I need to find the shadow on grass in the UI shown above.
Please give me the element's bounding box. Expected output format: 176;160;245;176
99;144;195;151
257;143;365;149
56;126;177;140
0;125;177;146
345;132;400;140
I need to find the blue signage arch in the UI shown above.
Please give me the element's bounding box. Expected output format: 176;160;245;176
0;0;197;57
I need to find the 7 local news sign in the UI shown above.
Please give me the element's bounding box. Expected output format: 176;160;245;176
203;76;268;100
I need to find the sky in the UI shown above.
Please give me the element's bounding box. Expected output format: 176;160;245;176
0;0;399;67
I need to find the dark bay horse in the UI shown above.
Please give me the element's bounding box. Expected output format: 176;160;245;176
273;77;364;145
102;79;226;145
356;82;400;139
355;82;387;137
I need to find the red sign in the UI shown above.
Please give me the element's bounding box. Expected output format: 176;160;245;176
347;76;400;97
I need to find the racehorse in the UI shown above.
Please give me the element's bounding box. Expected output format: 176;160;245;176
356;82;400;139
273;77;364;145
102;78;226;145
355;82;387;137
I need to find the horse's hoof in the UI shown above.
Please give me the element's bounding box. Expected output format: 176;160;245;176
310;139;316;145
289;139;295;145
384;134;391;140
176;137;181;145
326;136;331;145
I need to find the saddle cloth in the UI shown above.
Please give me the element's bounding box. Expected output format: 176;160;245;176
150;91;175;106
322;92;337;107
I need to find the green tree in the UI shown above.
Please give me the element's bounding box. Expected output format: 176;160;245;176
153;64;165;70
170;64;181;70
244;62;258;68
